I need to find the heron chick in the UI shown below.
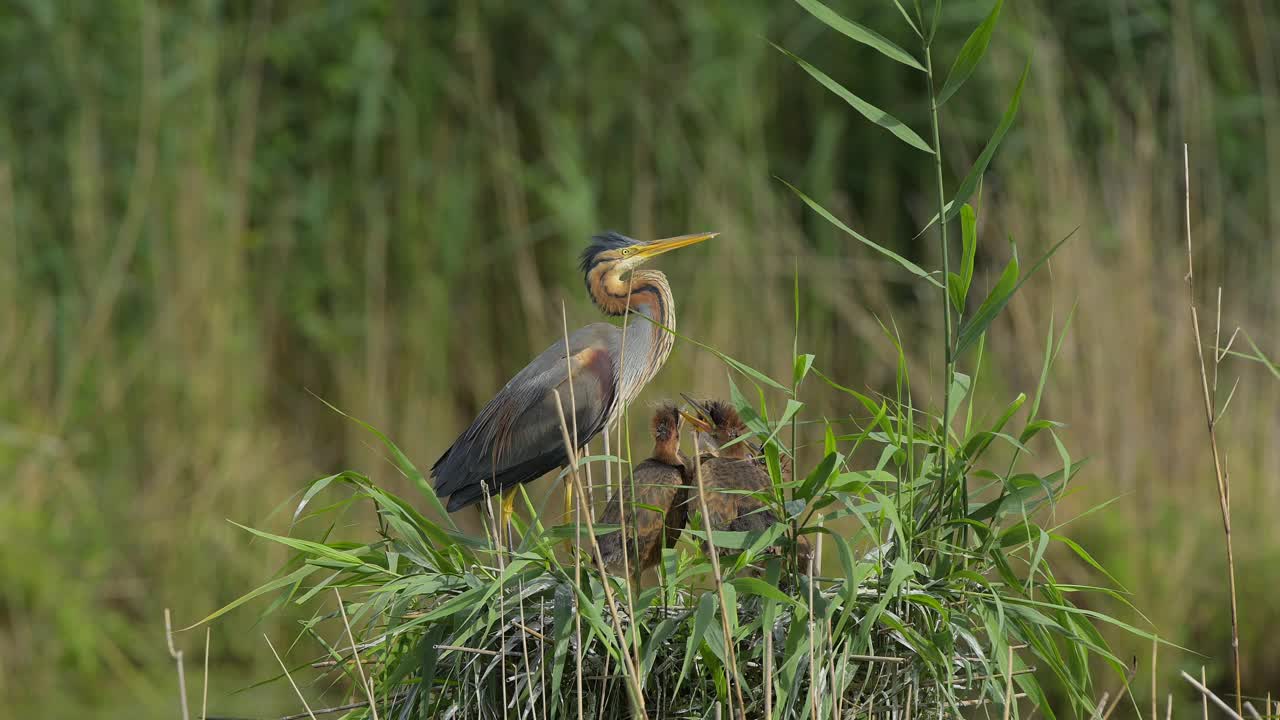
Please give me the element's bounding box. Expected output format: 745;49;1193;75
596;403;690;579
680;396;811;568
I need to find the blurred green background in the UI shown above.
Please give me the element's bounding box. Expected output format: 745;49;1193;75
2;1;1277;717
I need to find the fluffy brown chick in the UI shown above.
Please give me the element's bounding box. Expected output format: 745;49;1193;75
596;403;690;578
681;397;811;567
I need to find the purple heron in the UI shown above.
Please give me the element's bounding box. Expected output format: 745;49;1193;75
430;231;717;522
679;396;810;566
596;403;690;579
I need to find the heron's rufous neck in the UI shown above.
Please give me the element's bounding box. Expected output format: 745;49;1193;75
588;265;674;326
588;265;676;414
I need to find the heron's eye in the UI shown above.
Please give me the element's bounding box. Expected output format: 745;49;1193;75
621;247;634;257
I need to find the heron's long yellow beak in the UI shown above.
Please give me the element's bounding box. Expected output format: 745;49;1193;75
678;409;714;433
636;232;718;260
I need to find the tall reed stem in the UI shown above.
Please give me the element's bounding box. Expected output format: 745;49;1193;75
924;41;957;538
1182;144;1243;718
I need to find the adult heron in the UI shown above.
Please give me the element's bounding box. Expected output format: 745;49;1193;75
431;231;718;522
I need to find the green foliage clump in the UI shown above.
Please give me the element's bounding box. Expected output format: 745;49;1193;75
202;3;1158;717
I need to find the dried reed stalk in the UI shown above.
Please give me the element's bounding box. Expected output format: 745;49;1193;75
1183;143;1244;718
552;390;650;720
690;446;749;719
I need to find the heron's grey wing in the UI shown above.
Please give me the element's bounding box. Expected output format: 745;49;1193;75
432;323;620;511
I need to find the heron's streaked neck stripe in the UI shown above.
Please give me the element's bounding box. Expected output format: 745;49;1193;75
617;270;675;411
588;264;676;421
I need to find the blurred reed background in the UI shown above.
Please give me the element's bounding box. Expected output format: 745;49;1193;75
1;1;1277;717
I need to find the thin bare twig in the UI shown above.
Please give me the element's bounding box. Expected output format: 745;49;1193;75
691;442;748;719
1091;692;1111;720
960;693;1028;708
434;644;500;657
1202;666;1209;720
848;653;907;664
1003;645;1015;720
764;588;773;719
1181;670;1244;720
552;390;650;720
334;590;378;720
609;282;644;671
513;621;548;641
1152;635;1159;720
273;692;410;720
264;634;317;720
807;512;818;720
165;608;191;720
561;301;587;720
1096;658;1137;720
202;626;211;720
931;668;1036;689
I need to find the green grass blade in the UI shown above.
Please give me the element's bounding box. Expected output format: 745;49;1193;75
229;520;392;574
781;180;942;287
890;0;922;38
793;353;815;386
956;227;1073;357
937;0;1004;105
772;44;934;153
729;577;801;608
955;243;1018;356
794;0;925;71
797;451;841;501
958;203;977;302
946;371;971;427
182;565;318;630
676;592;718;694
918;62;1028;236
548;583;574;718
1244;331;1280;379
947;61;1027;220
310;392;457;530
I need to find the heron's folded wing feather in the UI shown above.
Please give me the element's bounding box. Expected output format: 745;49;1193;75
432;323;619;501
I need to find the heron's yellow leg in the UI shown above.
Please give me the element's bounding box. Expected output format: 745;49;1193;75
501;487;517;529
563;480;575;553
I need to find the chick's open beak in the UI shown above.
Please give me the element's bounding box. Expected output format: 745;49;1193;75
678;409;713;433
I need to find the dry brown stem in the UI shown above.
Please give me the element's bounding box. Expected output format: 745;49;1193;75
552;390;649;720
1183;143;1244;718
690;445;748;719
